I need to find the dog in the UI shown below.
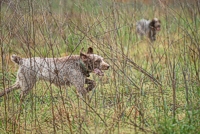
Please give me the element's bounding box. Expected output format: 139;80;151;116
136;18;161;41
0;47;110;99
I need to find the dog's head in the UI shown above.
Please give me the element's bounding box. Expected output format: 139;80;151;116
149;18;161;31
80;47;110;76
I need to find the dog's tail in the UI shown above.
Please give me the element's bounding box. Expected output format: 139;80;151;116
0;82;20;97
11;55;22;65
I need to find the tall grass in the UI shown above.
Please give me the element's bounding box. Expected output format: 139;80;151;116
0;0;199;133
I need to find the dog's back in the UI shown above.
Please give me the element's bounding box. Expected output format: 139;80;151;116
136;19;150;36
15;55;84;86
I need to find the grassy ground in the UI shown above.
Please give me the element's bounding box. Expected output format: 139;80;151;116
0;0;200;133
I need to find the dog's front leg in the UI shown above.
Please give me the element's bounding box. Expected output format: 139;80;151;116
85;78;96;92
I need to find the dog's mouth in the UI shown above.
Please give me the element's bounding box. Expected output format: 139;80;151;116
156;26;161;31
93;68;104;76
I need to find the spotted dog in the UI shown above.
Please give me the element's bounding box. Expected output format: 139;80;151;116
0;47;110;99
136;18;161;41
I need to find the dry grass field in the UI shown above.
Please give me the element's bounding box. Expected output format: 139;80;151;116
0;0;199;133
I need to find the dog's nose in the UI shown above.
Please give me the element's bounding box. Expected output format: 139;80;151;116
107;65;110;69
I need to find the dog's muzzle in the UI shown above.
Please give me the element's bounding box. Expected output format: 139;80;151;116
156;25;161;31
93;62;109;76
93;68;104;76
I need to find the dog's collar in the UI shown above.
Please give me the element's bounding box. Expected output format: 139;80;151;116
79;60;90;77
80;60;87;70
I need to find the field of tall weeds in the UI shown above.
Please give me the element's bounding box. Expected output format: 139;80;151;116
0;0;199;133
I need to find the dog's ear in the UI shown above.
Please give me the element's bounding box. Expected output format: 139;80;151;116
80;47;88;60
87;47;93;54
149;20;155;29
80;52;88;60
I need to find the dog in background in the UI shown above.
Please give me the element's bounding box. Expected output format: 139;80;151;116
136;18;161;42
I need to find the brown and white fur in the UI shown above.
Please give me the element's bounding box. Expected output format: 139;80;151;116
136;18;161;42
0;47;110;99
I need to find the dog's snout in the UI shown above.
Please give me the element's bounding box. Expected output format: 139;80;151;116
101;62;110;70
